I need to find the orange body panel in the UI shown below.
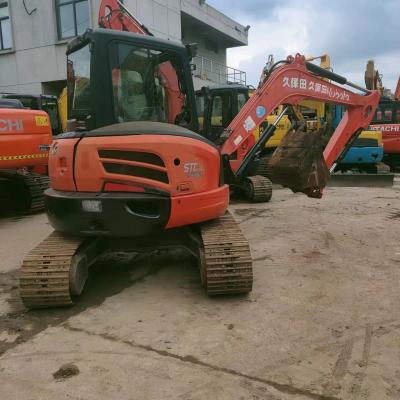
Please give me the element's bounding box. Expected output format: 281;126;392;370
0;109;52;169
49;133;227;229
167;185;229;228
49;138;80;191
50;135;221;196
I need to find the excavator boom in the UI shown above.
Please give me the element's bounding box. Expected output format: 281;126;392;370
98;0;151;34
221;54;380;172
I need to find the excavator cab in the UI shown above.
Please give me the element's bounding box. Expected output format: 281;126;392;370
47;28;228;238
196;85;249;142
66;29;198;133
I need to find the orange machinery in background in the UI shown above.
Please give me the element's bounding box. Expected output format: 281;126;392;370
0;102;52;212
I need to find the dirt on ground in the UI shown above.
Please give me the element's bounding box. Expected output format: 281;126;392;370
0;182;399;400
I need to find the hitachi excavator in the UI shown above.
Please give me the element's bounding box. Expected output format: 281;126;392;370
18;2;379;309
365;60;400;170
0;101;52;212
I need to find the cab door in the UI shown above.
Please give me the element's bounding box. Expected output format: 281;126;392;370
206;90;232;142
203;88;249;143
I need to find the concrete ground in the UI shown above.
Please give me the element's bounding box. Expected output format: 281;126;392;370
0;183;399;400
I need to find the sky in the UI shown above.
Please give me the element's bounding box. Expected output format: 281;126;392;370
207;0;399;92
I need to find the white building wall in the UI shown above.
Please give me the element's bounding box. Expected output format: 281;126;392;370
0;0;247;94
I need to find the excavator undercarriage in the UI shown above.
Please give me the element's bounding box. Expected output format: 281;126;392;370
20;211;252;308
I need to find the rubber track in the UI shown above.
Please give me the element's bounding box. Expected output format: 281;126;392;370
20;231;83;309
200;212;252;295
246;175;273;203
256;156;272;178
24;173;50;212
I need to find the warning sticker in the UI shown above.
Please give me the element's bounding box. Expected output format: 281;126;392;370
35;115;49;127
243;116;256;132
0;153;48;161
233;135;243;146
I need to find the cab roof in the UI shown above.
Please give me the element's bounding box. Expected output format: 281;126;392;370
67;28;187;54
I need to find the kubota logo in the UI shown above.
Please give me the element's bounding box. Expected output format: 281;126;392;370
0;119;24;132
183;162;204;177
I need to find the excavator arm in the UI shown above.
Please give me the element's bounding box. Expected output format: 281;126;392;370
221;54;380;172
98;0;151;34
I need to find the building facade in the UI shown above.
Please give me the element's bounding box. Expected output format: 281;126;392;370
0;0;248;95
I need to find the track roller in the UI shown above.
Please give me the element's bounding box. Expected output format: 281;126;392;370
199;211;252;295
243;175;272;203
20;231;105;309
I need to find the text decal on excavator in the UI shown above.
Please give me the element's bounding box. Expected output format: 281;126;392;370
35;115;50;127
371;124;400;133
282;76;350;101
183;162;203;177
0;119;24;132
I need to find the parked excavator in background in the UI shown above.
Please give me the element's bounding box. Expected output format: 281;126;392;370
18;14;379;309
365;60;400;170
0;101;52;213
0;93;62;135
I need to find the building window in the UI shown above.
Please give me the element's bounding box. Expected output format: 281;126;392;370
56;0;89;40
0;2;12;50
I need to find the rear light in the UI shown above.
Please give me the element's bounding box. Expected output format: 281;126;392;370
103;183;146;193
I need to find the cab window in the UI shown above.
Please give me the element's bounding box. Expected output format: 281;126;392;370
237;92;247;112
384;109;392;122
196;93;205;131
109;42;190;125
42;98;61;135
211;93;231;128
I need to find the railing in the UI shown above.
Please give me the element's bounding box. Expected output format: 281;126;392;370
192;55;246;85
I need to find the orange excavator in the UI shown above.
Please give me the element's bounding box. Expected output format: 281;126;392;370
365;60;400;170
18;3;379;309
0;100;52;213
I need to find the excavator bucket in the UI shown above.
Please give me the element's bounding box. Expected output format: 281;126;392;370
268;124;330;198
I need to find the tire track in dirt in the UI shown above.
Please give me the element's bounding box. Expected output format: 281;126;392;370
63;323;341;400
322;337;355;397
349;324;372;399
